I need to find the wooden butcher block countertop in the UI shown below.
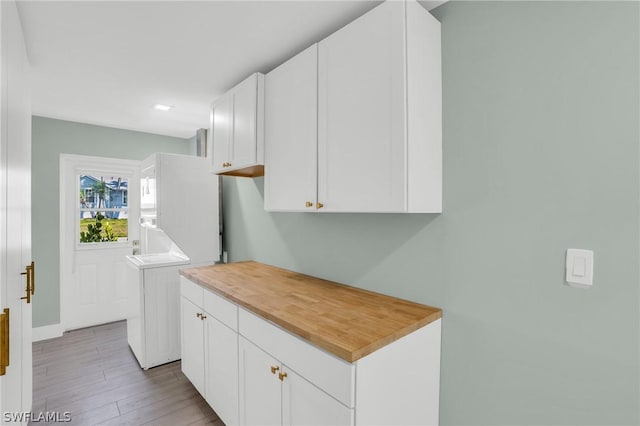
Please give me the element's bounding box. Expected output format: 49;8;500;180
180;261;442;363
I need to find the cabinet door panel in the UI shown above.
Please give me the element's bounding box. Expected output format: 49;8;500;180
212;95;233;172
318;1;405;212
265;44;318;211
206;317;239;426
282;368;353;426
239;337;281;426
181;297;205;395
231;75;258;169
239;308;354;408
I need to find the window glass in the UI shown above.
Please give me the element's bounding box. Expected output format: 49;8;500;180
79;175;129;243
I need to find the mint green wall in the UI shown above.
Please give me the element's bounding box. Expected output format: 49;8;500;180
186;134;198;156
31;116;191;328
222;2;639;424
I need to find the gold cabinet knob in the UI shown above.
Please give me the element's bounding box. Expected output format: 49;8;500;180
305;201;313;208
270;365;279;374
201;314;206;320
278;371;288;381
196;312;202;318
316;202;324;209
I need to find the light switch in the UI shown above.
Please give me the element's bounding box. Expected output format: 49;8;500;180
566;249;593;288
572;257;586;277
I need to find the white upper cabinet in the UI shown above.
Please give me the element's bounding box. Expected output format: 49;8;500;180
211;73;265;177
264;44;318;211
263;0;441;213
318;0;441;213
211;94;233;172
318;1;405;212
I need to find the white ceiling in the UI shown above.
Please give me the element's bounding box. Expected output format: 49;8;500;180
17;0;445;139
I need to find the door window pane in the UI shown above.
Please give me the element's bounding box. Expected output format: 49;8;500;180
79;175;129;243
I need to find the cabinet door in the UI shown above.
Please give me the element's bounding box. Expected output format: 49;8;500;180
318;1;405;212
264;44;318;212
238;337;281;426
181;297;205;396
230;74;260;170
211;94;233;172
206;316;239;426
282;367;353;426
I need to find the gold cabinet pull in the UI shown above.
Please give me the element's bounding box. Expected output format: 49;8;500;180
278;371;288;381
0;308;9;376
305;201;313;208
222;162;232;168
29;261;35;295
316;202;324;209
20;265;31;304
270;365;279;374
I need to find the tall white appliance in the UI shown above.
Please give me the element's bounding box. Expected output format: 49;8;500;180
139;152;220;264
127;152;220;369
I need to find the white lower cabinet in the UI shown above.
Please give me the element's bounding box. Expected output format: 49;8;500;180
206;315;239;426
238;338;282;425
180;276;441;426
282;362;353;426
180;277;240;425
239;337;353;426
180;296;205;395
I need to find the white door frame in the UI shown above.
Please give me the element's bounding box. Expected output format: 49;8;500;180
59;154;140;331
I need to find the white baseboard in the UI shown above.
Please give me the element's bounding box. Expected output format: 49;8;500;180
32;323;64;342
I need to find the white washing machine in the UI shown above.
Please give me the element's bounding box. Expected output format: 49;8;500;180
125;228;190;370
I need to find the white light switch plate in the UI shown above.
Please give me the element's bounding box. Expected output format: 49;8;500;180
566;249;593;288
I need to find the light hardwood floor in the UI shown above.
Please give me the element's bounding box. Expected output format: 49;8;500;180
32;321;222;426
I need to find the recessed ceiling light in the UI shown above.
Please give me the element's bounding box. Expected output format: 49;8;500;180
154;104;173;111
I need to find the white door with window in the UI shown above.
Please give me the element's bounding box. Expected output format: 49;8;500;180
60;155;140;331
